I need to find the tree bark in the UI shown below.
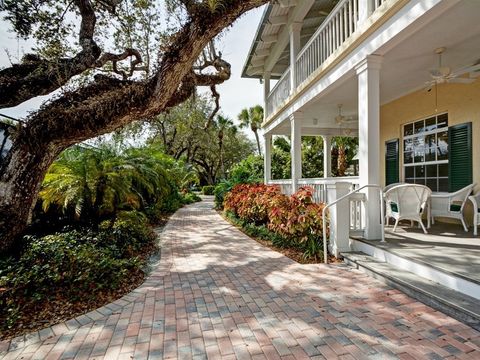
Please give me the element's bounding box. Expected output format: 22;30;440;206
337;144;347;177
254;130;262;156
0;0;269;253
0;138;61;253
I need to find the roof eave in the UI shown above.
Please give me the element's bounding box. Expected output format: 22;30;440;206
241;4;273;80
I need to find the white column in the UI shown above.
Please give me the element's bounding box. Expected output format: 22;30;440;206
264;133;272;184
290;112;303;193
289;22;302;92
358;0;374;23
263;71;271;119
355;54;383;240
322;135;332;178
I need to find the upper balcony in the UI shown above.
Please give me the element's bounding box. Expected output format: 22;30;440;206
242;0;399;122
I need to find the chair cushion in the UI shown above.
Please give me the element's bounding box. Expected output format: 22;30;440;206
450;204;462;212
390;202;398;213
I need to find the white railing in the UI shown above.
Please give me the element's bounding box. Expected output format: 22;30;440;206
298;177;360;203
266;0;393;117
266;68;291;117
373;0;387;11
349;192;366;234
268;176;360;203
295;0;359;87
322;184;385;263
268;179;293;196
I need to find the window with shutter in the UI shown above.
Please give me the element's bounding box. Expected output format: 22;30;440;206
385;139;399;186
448;122;472;192
402;113;449;191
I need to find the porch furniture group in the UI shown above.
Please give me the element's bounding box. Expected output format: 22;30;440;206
383;183;477;234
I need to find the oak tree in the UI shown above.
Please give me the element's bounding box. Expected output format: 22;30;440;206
0;0;268;253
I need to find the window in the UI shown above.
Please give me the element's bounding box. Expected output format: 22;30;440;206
403;113;448;192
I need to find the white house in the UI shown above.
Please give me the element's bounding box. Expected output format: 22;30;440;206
242;0;480;305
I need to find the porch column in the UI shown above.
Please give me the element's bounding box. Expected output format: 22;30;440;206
355;54;383;240
322;135;332;178
263;71;271;119
289;22;302;92
264;133;272;184
290;112;302;193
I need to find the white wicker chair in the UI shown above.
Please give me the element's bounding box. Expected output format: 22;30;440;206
468;193;480;236
384;184;432;234
431;184;475;232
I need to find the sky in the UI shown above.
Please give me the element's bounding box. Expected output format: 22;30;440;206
0;5;266;130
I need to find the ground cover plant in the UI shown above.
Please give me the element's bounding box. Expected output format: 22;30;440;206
0;215;155;339
223;184;327;261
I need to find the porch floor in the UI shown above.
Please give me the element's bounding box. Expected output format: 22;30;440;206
358;222;480;284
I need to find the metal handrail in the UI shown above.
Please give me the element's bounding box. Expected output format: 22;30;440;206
322;184;385;264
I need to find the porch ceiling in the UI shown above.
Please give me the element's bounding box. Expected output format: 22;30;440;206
266;0;480;135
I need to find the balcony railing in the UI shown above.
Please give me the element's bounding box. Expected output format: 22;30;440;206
266;68;291;117
265;0;391;118
295;0;359;87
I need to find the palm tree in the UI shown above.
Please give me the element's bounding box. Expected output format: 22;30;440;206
40;146;168;219
238;105;263;155
216;115;237;179
332;136;358;176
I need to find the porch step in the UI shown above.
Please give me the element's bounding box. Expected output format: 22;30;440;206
342;252;480;331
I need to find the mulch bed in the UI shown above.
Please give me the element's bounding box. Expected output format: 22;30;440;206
0;269;147;341
220;211;340;265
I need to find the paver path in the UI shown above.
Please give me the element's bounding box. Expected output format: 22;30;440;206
2;198;480;360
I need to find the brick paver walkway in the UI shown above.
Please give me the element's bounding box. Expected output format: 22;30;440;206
2;197;480;360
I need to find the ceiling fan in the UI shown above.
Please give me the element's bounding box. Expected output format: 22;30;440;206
425;47;480;88
334;104;356;125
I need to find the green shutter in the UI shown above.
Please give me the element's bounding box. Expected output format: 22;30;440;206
448;122;472;192
385;139;399;186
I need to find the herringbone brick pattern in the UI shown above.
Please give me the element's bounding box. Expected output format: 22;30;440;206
2;197;480;359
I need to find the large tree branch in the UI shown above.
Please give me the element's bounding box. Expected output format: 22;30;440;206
0;0;141;108
0;0;101;108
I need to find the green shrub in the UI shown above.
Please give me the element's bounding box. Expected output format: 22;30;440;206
99;213;157;256
181;192;202;204
214;181;232;209
202;185;215;195
158;191;183;213
229;155;264;184
0;218;157;331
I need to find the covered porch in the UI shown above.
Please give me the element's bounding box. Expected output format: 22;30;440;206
260;0;480;258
